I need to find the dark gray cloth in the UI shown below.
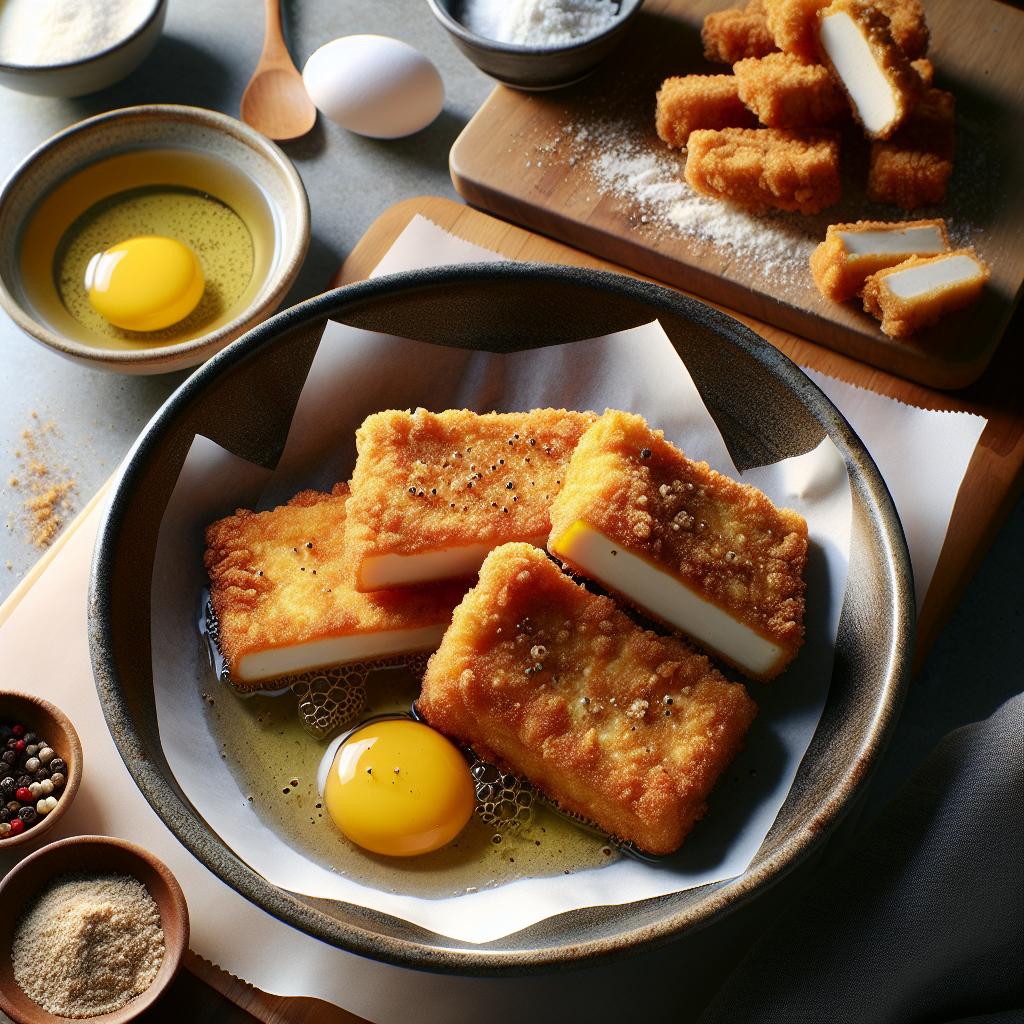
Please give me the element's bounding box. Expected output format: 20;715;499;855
700;694;1024;1024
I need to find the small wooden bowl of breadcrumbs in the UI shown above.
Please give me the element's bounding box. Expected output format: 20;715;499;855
0;835;189;1024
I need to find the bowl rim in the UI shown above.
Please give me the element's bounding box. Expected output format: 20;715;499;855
0;103;310;369
0;691;83;851
0;0;165;73
88;262;914;975
425;0;645;54
0;833;189;1024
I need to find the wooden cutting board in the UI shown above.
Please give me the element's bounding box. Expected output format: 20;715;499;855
449;0;1024;390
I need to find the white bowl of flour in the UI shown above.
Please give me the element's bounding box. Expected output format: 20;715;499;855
0;0;166;97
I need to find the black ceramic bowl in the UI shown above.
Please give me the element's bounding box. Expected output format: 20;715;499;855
426;0;645;90
88;264;913;975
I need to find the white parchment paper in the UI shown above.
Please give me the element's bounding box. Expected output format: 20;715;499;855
150;310;852;943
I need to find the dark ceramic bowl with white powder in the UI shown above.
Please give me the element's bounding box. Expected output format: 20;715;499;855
427;0;646;90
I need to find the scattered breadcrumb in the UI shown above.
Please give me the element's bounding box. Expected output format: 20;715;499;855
10;413;77;550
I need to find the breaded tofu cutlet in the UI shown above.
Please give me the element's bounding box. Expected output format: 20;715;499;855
655;74;757;149
684;127;840;214
867;88;955;209
763;0;829;62
204;485;464;689
548;411;807;681
816;0;923;140
874;0;929;60
702;0;778;63
861;249;989;338
345;408;595;592
810;218;949;302
733;51;846;130
419;544;758;856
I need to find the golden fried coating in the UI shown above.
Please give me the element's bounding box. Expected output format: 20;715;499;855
549;411;807;681
204;485;464;689
763;0;829;62
867;88;955;208
911;57;933;87
656;75;758;149
862;249;989;338
418;544;758;856
344;408;595;591
874;0;929;60
809;218;949;302
733;51;846;129
702;0;778;63
816;0;923;140
684;127;840;214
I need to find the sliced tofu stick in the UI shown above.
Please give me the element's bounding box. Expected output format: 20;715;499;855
861;249;990;337
810;218;949;301
817;0;922;139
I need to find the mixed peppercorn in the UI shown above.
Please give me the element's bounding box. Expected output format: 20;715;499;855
0;720;67;839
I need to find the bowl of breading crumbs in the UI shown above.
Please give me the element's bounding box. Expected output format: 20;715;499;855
0;835;188;1023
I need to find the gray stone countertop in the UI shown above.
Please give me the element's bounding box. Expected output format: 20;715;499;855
0;0;1020;943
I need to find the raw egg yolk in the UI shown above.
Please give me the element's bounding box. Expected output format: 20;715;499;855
324;719;475;857
84;236;204;331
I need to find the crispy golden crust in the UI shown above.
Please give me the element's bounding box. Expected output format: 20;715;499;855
861;249;989;338
733;51;846;129
548;411;807;679
817;0;923;140
874;0;929;60
684;127;840;214
911;57;933;87
204;485;463;689
344;409;595;589
809;218;949;302
764;0;829;62
418;544;758;856
702;0;778;63
867;88;955;209
655;75;757;149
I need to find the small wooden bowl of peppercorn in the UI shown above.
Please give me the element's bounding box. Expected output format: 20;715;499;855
0;692;82;850
0;835;189;1024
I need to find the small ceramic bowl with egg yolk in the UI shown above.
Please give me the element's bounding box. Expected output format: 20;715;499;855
0;104;309;375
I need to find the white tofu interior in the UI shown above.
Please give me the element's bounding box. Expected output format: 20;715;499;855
840;224;947;258
551;523;785;678
236;622;448;682
359;533;549;589
885;254;982;300
820;11;898;134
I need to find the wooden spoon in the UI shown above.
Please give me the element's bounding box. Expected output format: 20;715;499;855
240;0;316;142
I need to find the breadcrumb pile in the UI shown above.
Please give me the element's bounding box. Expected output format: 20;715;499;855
8;412;77;551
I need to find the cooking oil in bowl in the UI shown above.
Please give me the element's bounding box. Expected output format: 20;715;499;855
18;147;276;352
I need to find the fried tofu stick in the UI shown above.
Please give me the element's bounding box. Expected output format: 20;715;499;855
419;543;758;856
874;0;929;60
867;88;955;209
656;74;757;149
816;0;923;139
685;127;841;214
763;0;829;62
344;408;595;591
702;0;778;63
733;51;846;129
204;485;464;689
810;218;949;302
549;411;807;681
862;249;989;338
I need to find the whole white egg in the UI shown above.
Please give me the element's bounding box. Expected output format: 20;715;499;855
302;35;445;139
